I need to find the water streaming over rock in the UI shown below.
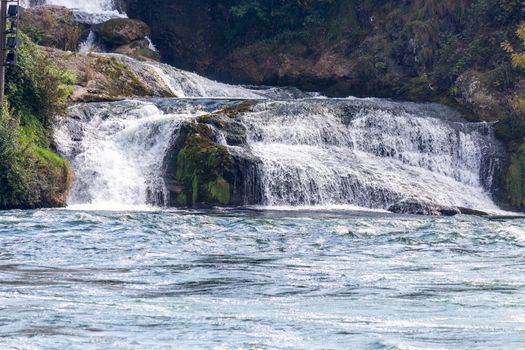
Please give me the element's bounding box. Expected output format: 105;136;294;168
54;96;505;212
239;99;505;210
42;0;506;212
54;100;210;209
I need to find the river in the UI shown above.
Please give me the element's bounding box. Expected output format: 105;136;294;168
1;208;524;349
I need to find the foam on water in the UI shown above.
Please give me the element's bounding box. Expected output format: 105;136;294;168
54;100;206;209
239;100;504;211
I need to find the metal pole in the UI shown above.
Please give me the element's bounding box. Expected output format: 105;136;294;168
0;0;7;115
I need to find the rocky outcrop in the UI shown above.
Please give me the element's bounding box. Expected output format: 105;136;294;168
93;18;150;46
388;199;461;216
21;5;159;61
163;101;261;207
20;5;87;51
42;48;173;102
507;144;525;208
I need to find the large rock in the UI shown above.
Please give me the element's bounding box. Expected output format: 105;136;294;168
388;199;460;216
42;48;173;102
93;18;150;47
20;5;87;51
163;101;262;207
506;144;525;209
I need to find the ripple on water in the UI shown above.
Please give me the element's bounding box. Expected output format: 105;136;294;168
0;209;524;349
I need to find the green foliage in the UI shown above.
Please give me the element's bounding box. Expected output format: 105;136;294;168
5;33;76;127
502;23;525;69
507;145;525;207
175;123;231;207
0;117;35;209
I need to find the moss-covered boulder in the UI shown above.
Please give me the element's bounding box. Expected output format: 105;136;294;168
93;18;150;47
113;39;160;62
506;144;525;208
42;48;173;102
163;101;262;207
165;122;232;207
20;5;87;51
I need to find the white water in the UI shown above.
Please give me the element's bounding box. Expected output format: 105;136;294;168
54;101;207;209
42;0;505;212
54;98;505;212
44;0;114;12
30;0;126;24
239;100;503;211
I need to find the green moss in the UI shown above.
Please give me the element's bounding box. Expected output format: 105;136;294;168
176;192;187;206
207;177;231;205
173;122;232;207
95;57;149;97
507;145;525;207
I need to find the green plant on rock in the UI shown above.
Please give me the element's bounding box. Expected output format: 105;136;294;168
507;144;525;207
5;33;76;127
175;123;231;207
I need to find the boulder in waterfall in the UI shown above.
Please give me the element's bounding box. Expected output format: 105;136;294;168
388;199;460;216
20;5;88;51
93;18;150;47
42;47;173;102
113;39;160;62
163;101;262;207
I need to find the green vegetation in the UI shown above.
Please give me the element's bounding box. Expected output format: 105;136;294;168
0;34;75;210
507;145;525;207
174;123;232;207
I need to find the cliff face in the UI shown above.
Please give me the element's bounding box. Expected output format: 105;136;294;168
125;1;522;98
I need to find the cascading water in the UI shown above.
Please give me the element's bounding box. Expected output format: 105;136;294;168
42;0;506;212
54;96;506;212
238;99;504;211
54;100;214;209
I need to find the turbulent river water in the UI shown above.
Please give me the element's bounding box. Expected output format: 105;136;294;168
1;209;524;349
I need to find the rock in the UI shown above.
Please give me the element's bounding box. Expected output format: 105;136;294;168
388;199;460;216
453;71;505;121
506;144;525;209
93;18;150;47
113;39;160;61
457;207;489;217
163;101;262;207
42;47;173;102
20;5;87;51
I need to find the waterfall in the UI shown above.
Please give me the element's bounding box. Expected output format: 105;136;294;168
28;0;126;24
54;100;208;210
44;0;114;12
54;97;505;212
238;99;504;211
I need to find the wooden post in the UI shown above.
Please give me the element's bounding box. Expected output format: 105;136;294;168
0;0;7;114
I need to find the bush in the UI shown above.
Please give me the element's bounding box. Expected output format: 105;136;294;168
5;33;76;127
0;117;36;209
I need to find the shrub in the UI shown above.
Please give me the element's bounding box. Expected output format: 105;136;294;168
5;33;76;127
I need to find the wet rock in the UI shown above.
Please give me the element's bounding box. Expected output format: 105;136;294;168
388;199;460;216
113;39;160;61
457;207;489;217
93;18;150;47
20;5;88;51
163;101;262;207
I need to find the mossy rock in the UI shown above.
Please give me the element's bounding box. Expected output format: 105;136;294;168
506;144;525;208
171;122;232;207
0;112;73;210
19;5;85;51
94;18;150;47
